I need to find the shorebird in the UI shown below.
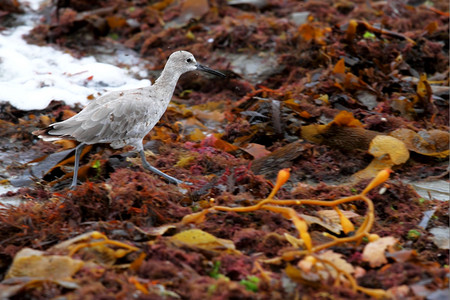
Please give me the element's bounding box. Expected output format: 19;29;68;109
34;51;225;188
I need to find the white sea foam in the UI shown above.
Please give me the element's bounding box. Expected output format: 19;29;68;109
0;0;150;111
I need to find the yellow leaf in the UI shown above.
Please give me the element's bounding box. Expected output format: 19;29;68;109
285;264;303;282
352;135;407;182
416;73;428;97
175;154;197;168
181;210;209;225
170;229;237;253
188;128;206;141
352;160;392;183
316;94;329;104
369;135;410;164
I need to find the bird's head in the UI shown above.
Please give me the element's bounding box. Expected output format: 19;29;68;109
166;51;225;77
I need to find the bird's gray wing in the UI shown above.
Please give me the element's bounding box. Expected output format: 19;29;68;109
49;89;152;145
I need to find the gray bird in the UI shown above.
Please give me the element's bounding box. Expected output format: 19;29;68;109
34;51;225;188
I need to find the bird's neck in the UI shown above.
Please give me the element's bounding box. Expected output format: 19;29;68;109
153;68;182;102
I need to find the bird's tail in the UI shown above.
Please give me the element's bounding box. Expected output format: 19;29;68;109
33;125;74;142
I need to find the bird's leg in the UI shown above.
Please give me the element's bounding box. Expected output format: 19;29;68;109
139;150;192;185
70;143;86;189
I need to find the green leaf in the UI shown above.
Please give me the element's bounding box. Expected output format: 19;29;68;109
363;31;376;40
239;275;259;292
108;33;119;40
179;90;193;98
407;229;421;240
209;261;221;279
92;160;101;169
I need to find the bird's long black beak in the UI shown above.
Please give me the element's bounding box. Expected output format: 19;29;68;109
196;64;226;77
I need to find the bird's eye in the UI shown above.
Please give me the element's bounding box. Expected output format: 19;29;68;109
186;58;192;63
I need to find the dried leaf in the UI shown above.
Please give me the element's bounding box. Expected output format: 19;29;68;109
194;110;225;123
6;248;83;279
362;236;398;268
151;126;176;142
390;128;449;158
300;213;343;234
330;111;363;128
133;224;176;237
39;115;52;127
317;250;355;275
424;21;438;34
53;139;77;150
416;73;428;98
284;232;304;248
241;143;271;159
203;134;239;152
169;0;209;26
62;109;77;120
429;227;450;250
51;231;103;251
387;285;411;299
297;255;316;273
0;278;79;299
296;250;354;282
297;23;330;45
333;58;346;74
106;16;127;29
317;209;360;223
